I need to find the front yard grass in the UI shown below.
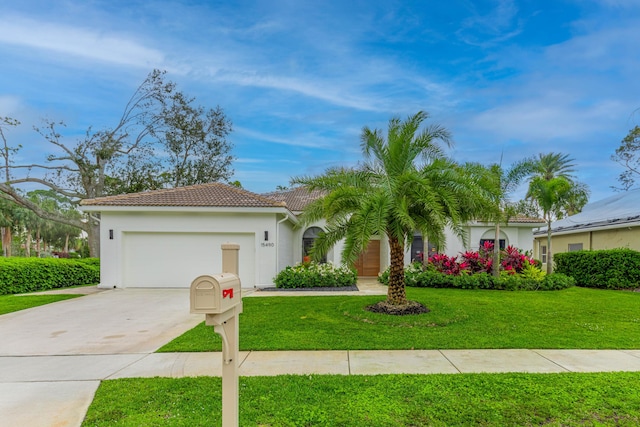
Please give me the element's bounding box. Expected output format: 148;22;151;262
83;372;640;426
159;287;640;352
0;294;81;315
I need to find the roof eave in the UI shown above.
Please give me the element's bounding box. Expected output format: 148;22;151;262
79;205;296;216
533;219;640;237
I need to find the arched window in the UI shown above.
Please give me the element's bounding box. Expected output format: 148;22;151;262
479;230;508;250
302;227;326;263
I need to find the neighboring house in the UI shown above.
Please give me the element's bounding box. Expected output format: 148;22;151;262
81;183;543;289
533;188;640;268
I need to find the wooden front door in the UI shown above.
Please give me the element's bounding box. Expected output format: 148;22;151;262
354;240;381;276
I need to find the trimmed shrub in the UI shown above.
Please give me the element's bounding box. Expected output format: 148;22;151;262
540;273;576;290
274;262;357;288
0;258;100;295
555;249;640;289
378;262;574;291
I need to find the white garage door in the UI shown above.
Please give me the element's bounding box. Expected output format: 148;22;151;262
122;232;255;288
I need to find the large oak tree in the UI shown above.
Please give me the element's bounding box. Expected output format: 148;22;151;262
0;70;234;257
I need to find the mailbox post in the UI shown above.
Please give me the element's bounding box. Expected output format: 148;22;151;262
190;243;242;427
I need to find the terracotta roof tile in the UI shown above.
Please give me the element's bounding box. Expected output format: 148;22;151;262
262;187;325;212
508;215;546;224
80;183;286;208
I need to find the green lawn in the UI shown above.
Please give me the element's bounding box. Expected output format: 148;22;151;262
160;287;640;352
83;372;640;426
0;294;81;315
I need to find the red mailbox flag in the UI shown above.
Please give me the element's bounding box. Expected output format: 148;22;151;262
222;288;234;299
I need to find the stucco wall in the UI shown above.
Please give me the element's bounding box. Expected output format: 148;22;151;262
435;224;537;257
276;216;294;272
592;227;640;250
534;226;640;265
99;210;284;288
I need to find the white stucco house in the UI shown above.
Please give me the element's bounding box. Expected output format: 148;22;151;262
80;183;543;289
80;184;349;289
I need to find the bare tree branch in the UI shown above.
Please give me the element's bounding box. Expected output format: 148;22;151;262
5;178;84;199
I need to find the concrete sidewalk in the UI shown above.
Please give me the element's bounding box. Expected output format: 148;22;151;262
2;349;640;426
3;349;640;381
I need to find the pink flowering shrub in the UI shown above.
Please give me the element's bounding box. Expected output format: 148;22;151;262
428;243;535;276
428;253;466;275
459;241;494;273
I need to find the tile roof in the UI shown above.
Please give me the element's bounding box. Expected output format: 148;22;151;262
80;183;287;208
262;186;325;212
508;215;546;224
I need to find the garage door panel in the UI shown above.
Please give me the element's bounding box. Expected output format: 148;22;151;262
122;232;255;288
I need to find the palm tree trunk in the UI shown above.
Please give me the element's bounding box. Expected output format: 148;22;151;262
387;235;407;305
36;228;41;258
2;227;12;257
492;222;500;277
25;231;31;257
546;217;553;275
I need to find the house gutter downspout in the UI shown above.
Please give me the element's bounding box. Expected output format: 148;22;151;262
275;214;289;274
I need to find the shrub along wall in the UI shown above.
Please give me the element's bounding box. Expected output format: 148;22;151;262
554;248;640;289
378;265;575;291
0;258;100;295
274;262;357;288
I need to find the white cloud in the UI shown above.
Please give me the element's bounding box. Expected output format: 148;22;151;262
0;96;22;115
470;98;625;142
457;0;523;46
213;70;385;113
235;126;339;150
0;16;165;68
234;157;264;164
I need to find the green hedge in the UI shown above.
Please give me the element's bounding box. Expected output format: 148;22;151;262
0;258;100;295
554;249;640;289
274;262;357;288
379;267;575;291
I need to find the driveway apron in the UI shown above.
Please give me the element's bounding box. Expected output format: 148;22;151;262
0;288;201;356
0;288;202;427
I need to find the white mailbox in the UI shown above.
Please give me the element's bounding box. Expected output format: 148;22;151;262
190;273;241;314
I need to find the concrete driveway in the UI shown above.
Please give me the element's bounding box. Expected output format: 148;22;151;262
0;288;202;426
0;288;202;356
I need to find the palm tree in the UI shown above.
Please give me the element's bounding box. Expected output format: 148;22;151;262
527;177;572;274
533;152;576;181
293;111;497;311
485;158;536;276
527;153;589;274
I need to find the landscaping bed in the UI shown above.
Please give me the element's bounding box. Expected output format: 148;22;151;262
259;284;359;292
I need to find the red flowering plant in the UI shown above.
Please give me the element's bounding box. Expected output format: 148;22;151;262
428;253;468;275
426;242;536;277
460;241;493;274
500;245;535;274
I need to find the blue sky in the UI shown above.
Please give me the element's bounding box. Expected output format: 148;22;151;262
1;0;639;202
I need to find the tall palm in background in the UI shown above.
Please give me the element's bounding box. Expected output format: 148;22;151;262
533;152;576;181
527;152;589;274
485;158;536;276
294;112;498;310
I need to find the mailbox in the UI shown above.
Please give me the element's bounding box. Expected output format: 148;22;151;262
190;273;241;314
